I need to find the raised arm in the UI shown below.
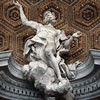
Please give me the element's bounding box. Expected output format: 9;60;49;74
57;31;81;52
63;31;81;49
13;0;40;29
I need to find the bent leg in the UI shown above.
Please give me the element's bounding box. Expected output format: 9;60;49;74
45;50;62;81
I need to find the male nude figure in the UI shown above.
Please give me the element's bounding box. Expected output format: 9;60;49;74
13;0;81;83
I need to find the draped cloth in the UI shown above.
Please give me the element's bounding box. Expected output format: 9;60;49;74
22;31;79;99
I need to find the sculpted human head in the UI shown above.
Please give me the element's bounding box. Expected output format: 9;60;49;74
43;10;56;24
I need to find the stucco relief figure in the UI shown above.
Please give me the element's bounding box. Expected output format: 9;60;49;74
13;0;81;100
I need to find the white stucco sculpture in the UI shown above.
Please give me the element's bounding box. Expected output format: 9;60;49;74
13;0;81;100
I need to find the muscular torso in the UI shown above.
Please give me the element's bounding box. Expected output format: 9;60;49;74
37;25;59;40
36;24;61;53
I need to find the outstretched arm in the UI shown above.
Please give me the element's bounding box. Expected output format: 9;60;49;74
13;0;40;29
63;31;81;49
57;31;81;53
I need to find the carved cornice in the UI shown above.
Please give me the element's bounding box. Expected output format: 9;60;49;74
0;50;100;100
0;50;44;100
72;66;100;100
71;49;100;100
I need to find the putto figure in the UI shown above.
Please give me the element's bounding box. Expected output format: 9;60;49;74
13;0;81;100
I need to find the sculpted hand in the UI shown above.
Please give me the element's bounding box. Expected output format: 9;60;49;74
72;31;81;38
13;0;22;8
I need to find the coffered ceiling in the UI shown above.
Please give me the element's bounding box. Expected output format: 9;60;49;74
0;0;100;65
